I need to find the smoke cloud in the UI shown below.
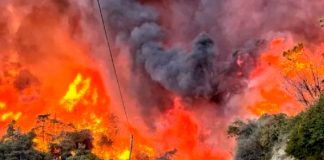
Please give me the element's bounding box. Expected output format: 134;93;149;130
0;0;322;159
101;0;270;111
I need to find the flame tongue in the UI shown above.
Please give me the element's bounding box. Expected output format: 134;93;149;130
60;73;92;112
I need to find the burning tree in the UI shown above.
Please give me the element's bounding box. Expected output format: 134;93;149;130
0;114;179;160
0;116;101;160
0;121;48;160
33;114;76;153
156;149;177;160
282;43;324;106
33;115;101;160
53;129;100;160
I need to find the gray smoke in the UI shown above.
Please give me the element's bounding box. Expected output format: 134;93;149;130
101;0;267;108
154;0;324;50
141;34;216;99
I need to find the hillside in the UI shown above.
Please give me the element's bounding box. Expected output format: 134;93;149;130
228;94;324;160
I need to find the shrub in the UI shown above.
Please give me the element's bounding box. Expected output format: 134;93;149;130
228;114;288;160
286;95;324;160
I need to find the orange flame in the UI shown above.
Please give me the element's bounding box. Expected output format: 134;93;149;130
246;37;324;116
60;73;92;111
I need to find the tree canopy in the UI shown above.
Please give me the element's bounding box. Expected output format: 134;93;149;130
229;94;324;160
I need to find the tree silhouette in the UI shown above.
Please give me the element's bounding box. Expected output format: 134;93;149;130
282;43;324;106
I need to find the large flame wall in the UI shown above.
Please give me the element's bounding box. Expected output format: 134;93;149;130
0;0;324;160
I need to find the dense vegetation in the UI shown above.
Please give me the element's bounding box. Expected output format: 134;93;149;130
228;95;324;160
0;121;100;160
286;95;324;160
0;121;46;160
0;116;177;160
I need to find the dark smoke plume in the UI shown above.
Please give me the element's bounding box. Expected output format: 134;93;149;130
101;0;265;110
141;33;216;99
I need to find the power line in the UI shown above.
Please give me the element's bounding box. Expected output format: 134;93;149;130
96;0;130;124
96;0;134;159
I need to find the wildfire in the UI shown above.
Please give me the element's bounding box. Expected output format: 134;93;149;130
60;73;92;112
0;102;6;109
247;37;324;116
1;0;322;159
33;138;48;152
1;111;21;121
118;150;131;160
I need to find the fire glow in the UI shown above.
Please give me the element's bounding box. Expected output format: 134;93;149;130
0;0;324;160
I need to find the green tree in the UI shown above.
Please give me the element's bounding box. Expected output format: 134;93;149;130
0;118;103;160
228;114;288;160
286;95;324;160
0;121;48;160
57;130;100;160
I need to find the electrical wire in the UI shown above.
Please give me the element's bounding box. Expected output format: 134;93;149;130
96;0;134;159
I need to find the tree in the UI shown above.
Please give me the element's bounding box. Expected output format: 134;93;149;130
229;94;324;160
156;149;177;160
286;94;324;160
57;130;100;160
228;114;288;160
0;121;48;160
282;43;324;106
0;116;103;160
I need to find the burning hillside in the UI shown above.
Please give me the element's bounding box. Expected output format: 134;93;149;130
0;0;324;159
